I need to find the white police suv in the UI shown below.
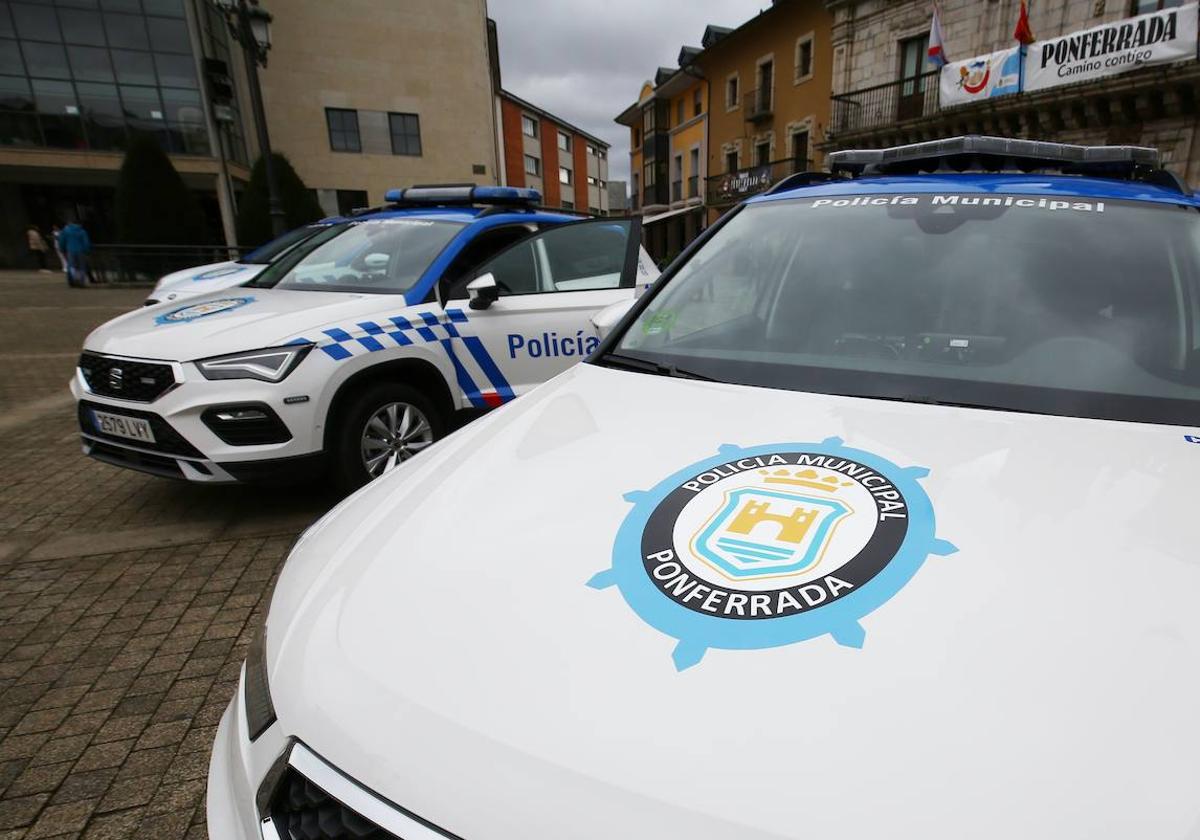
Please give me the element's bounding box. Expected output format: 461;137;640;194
144;223;328;307
209;138;1200;840
74;186;649;489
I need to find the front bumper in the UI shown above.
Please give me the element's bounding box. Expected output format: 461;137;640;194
71;353;327;484
209;671;457;840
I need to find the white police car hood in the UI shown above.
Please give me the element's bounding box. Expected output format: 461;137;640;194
149;260;265;304
267;362;1200;840
84;286;407;360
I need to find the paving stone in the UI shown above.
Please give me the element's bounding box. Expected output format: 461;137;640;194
0;274;320;839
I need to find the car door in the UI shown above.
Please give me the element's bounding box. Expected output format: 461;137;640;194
442;217;642;402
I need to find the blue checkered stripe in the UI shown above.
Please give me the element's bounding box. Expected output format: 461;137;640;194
291;308;513;410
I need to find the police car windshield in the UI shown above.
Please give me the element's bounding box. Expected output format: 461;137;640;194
247;219;463;294
238;224;322;264
612;193;1200;427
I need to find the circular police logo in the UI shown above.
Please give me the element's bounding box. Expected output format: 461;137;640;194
589;438;957;670
155;296;254;325
191;266;244;282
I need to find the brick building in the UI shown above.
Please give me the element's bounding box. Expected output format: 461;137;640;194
496;91;610;214
823;0;1200;185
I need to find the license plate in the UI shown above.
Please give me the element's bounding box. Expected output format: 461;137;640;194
92;410;155;444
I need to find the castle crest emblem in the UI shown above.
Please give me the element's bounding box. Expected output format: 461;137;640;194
589;439;958;670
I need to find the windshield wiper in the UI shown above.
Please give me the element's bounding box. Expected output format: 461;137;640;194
596;353;717;381
836;392;1023;414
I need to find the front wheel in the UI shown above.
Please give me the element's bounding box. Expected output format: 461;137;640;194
332;383;443;492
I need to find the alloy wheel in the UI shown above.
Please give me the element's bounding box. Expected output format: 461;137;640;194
360;401;433;478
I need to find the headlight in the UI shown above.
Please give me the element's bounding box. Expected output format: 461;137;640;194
244;623;276;741
196;344;312;382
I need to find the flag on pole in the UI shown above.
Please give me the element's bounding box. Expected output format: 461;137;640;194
928;4;948;67
1013;0;1035;45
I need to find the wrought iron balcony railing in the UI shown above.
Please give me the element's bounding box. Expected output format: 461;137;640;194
829;70;939;137
743;86;773;122
705;157;812;206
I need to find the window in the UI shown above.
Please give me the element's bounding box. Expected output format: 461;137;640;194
693;86;702;117
642;105;655;136
471;219;634;296
1133;0;1184;11
725;150;738;173
589;207;601;216
524;154;541;177
441;223;539;296
558;130;571;152
688;148;700;198
900;33;931;86
791;130;810;170
616;196;1200;429
631;173;639;209
756;59;774;109
326;108;360;153
587;175;598;186
755;141;770;167
388;112;421;156
672;153;683;201
795;34;814;83
250;221;463;296
898;34;931;119
725;73;739;109
643;159;656;188
676;98;684;125
559;166;572;185
562;199;574;210
522;114;538;137
633;127;641;147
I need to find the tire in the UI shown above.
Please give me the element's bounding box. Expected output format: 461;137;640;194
332;382;444;493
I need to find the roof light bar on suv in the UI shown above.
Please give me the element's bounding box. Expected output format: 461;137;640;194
383;184;543;207
826;135;1180;192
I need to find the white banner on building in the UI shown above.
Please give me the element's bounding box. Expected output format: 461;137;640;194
1025;3;1198;92
939;47;1022;108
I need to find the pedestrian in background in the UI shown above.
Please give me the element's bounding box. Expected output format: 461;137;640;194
58;221;92;288
50;223;67;273
25;225;50;273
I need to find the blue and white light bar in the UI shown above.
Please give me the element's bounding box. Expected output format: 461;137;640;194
829;135;1160;177
383;184;542;206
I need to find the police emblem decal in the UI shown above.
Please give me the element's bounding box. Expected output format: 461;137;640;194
154;296;254;325
589;438;957;670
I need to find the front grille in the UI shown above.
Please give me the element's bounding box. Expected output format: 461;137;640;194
78;400;204;458
201;404;292;446
79;352;175;402
270;767;399;840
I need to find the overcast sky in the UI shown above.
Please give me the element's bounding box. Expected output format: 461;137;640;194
488;0;770;190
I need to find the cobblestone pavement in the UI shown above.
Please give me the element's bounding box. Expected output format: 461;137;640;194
0;272;338;839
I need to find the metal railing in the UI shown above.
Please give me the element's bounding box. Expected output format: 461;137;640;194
743;86;773;122
86;244;250;285
705;157;812;206
829;70;939;137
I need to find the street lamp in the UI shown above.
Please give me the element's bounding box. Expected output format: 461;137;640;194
212;0;285;237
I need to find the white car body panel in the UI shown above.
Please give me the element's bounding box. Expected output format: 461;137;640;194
209;361;1200;840
148;260;265;305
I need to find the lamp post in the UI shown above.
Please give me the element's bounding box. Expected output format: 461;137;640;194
214;0;285;237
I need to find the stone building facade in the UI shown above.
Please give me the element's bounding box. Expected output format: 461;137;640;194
823;0;1200;185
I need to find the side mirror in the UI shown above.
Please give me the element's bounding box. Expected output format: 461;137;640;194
467;273;500;310
590;296;636;340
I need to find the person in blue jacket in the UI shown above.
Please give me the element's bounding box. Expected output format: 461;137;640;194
57;222;91;287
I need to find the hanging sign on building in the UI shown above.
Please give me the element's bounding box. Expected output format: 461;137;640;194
939;47;1022;108
1024;3;1198;92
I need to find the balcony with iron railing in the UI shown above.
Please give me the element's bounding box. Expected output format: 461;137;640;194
705;157;813;207
828;70;939;138
743;86;773;123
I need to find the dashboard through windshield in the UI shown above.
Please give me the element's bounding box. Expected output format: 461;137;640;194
607;193;1200;427
246;219;464;295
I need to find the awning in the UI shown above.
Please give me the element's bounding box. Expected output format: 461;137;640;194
642;204;703;225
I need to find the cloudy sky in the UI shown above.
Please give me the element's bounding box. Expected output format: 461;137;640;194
488;0;770;189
